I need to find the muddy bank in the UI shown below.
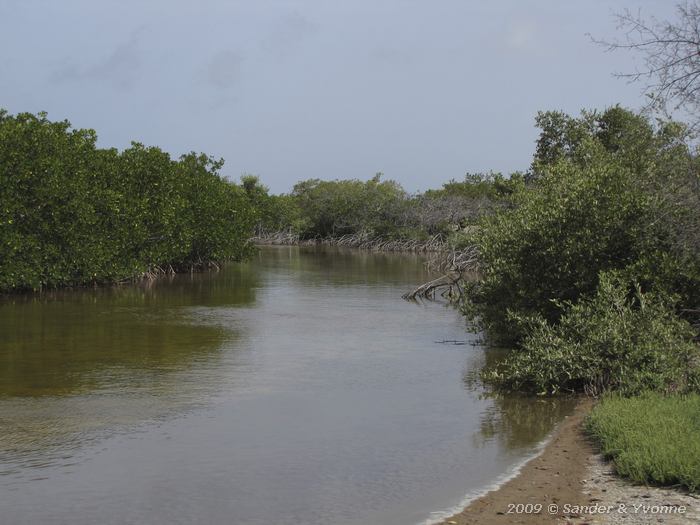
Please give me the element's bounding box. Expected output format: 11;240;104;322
438;399;593;525
438;399;699;525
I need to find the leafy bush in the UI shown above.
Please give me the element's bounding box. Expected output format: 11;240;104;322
415;172;524;234
482;273;700;395
0;110;254;292
531;106;660;177
462;107;700;343
586;393;700;491
261;172;521;241
463;154;654;340
290;175;411;238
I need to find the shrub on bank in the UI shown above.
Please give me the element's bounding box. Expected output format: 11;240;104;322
0;110;255;292
289;175;412;238
481;273;700;395
461;107;700;344
586;393;700;492
463;107;700;399
461;152;655;342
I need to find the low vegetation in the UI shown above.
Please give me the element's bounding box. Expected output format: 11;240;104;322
586;393;700;492
483;273;700;395
464;105;700;493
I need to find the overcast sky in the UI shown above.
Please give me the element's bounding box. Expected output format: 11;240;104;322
0;0;680;193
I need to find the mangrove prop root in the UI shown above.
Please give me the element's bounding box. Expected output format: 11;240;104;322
252;231;449;253
253;231;479;302
403;245;479;301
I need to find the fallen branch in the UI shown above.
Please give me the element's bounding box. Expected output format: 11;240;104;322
403;245;479;301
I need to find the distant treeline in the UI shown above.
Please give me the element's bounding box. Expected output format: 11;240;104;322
1;108;521;294
0;110;254;292
5;107;700;408
246;170;523;243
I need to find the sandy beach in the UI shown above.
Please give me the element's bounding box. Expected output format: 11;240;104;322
438;399;699;525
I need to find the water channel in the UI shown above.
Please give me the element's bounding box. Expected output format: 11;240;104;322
0;246;574;525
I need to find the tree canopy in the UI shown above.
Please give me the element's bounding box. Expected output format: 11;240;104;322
0;110;255;292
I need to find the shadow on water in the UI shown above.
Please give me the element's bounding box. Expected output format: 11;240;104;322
0;263;259;397
462;342;577;453
0;263;259;472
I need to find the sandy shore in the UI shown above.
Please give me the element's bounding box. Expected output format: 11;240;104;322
438;399;700;525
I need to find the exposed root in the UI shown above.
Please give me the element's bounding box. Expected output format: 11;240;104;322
253;230;300;245
402;271;463;300
253;231;448;252
254;230;480;302
402;245;479;301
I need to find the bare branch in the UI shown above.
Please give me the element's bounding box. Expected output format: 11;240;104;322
593;2;700;127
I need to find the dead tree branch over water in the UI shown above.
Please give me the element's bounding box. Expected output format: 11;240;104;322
253;229;479;301
402;245;479;301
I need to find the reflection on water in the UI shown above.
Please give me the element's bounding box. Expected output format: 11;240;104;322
0;265;257;475
461;348;578;452
0;264;258;397
1;247;574;525
475;395;578;451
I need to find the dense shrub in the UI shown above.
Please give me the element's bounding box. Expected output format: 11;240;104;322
239;175;303;235
461;107;700;396
290;174;411;238
462;107;700;344
530;106;660;177
462;152;654;340
482;273;700;395
414;172;524;234
0;110;254;292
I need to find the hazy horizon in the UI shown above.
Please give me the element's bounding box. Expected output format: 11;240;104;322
0;0;680;193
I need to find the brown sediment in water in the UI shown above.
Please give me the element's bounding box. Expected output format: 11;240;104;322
439;398;594;525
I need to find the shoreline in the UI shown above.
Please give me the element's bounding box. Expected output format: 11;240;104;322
252;233;449;252
420;432;558;525
435;398;594;525
433;398;699;525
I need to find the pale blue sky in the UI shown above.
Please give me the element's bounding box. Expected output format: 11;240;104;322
0;1;679;192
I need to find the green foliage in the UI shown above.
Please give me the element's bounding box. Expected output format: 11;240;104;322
464;153;654;339
0;110;254;292
238;174;306;235
531;105;666;177
482;273;700;395
586;393;700;492
468;106;700;395
177;153;254;265
427;172;525;201
416;172;525;234
290;174;411;238
464;106;700;343
262;171;522;241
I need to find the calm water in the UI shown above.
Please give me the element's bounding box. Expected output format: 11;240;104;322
0;247;574;525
